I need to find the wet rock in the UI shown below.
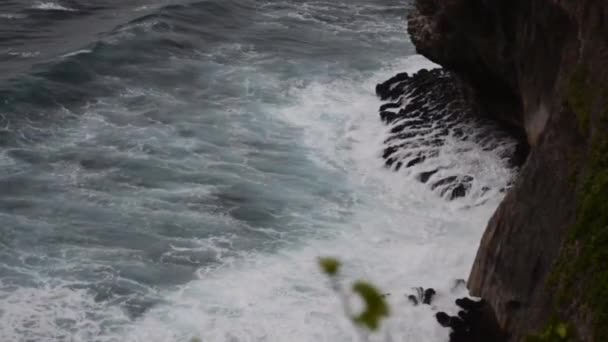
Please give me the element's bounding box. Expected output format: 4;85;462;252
376;68;527;201
431;176;459;190
436;311;452;327
449;183;468;200
418;169;438;183
423;288;436;304
379;102;403;112
407;287;436;306
436;297;506;342
451;279;467;292
455;297;485;311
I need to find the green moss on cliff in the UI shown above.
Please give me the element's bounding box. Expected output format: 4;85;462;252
553;150;608;341
526;319;575;342
571;139;608;339
552;63;608;340
567;65;592;135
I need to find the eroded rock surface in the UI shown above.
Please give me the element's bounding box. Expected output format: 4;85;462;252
376;68;526;201
407;0;608;340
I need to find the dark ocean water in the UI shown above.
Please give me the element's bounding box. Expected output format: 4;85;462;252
0;1;514;341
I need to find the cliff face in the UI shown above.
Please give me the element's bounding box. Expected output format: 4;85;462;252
408;0;608;340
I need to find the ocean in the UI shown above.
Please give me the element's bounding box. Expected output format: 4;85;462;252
0;1;514;341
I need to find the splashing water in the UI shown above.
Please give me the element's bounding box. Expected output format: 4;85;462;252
0;1;514;341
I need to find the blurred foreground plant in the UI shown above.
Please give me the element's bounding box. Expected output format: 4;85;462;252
318;257;390;334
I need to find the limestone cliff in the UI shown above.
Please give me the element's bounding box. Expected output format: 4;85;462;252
407;0;608;340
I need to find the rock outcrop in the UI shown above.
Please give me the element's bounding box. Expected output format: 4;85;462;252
375;68;526;201
408;0;608;340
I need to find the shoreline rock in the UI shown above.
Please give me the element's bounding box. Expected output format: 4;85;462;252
406;0;608;340
376;68;528;201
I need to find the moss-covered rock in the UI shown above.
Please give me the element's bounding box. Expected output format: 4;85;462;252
526;319;576;342
558;139;608;340
554;65;608;339
567;65;592;136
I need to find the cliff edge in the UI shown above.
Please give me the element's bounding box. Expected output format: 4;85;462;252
408;1;608;340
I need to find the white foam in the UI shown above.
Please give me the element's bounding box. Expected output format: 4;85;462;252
0;279;130;342
115;55;511;342
31;2;76;12
0;0;511;336
7;51;40;58
0;13;27;20
60;49;92;58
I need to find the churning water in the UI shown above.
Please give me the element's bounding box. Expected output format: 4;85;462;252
0;1;514;341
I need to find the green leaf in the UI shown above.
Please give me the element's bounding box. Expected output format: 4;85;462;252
351;281;390;331
319;257;341;276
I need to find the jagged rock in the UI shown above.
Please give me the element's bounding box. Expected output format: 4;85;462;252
407;287;436;306
376;68;525;200
408;294;419;306
436;297;506;342
423;288;436;305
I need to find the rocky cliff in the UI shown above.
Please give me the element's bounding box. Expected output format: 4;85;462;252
407;0;608;340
